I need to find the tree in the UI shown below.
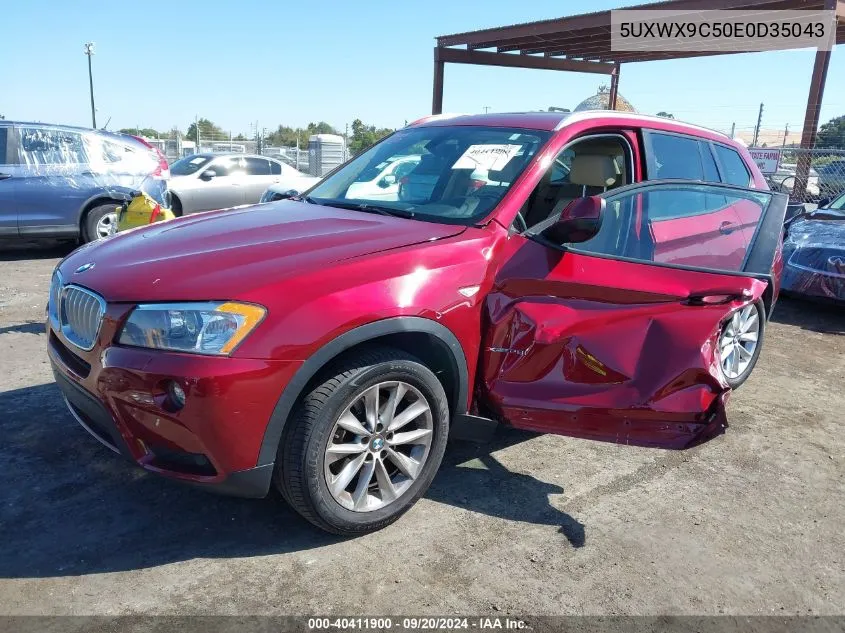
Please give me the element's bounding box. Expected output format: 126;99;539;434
185;118;226;144
816;115;845;149
119;127;162;138
656;111;675;119
349;119;394;155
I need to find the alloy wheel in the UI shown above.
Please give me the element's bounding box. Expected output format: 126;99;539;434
719;303;761;380
323;380;434;512
96;212;118;239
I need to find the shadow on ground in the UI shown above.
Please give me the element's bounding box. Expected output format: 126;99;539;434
0;382;581;579
0;322;44;336
771;295;844;335
0;239;77;262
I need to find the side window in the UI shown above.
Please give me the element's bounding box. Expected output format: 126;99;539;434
713;144;751;186
245;157;271;176
0;128;8;164
549;149;575;184
16;127;87;166
270;160;282;175
521;135;630;230
209;157;235;177
647;132;703;180
700;143;720;182
564;183;771;273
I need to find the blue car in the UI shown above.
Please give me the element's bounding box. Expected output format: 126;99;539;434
0;122;169;242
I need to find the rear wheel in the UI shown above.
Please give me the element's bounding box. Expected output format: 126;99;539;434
169;194;183;217
274;347;449;535
718;300;765;389
83;203;119;242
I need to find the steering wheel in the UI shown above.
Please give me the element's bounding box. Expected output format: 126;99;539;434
513;211;528;233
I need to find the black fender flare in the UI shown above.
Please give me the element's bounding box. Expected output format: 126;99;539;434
256;316;469;467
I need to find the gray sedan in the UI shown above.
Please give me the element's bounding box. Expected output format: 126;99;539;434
168;153;316;215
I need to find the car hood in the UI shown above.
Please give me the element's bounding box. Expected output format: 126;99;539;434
785;214;845;252
58;201;466;302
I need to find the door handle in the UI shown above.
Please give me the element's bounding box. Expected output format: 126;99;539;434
0;173;11;180
719;221;738;235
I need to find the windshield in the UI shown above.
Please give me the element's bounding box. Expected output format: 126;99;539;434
828;192;845;210
307;126;551;225
170;155;212;176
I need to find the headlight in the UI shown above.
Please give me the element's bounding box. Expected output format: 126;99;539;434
118;302;266;356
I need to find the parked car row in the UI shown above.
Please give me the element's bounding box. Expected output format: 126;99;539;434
0;121;169;241
0;121;320;242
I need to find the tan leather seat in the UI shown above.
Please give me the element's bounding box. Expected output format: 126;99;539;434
524;153;621;228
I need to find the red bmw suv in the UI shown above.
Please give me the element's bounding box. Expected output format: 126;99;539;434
48;112;787;535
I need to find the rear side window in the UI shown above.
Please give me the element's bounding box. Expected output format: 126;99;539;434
646;132;703;180
562;183;771;272
713;144;751;186
270;160;282;175
0;128;8;164
16;127;87;165
245;157;271;176
700;143;720;182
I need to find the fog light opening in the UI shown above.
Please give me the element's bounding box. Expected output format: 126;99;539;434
167;380;186;410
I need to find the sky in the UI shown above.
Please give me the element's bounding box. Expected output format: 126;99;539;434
2;0;843;139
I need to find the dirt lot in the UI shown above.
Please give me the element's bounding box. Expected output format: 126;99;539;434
0;238;843;617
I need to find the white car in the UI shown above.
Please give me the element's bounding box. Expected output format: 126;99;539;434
168;153;318;214
346;154;421;201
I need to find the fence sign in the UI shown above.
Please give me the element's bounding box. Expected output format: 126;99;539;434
748;148;781;174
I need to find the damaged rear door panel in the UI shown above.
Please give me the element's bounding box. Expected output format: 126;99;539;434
481;181;787;449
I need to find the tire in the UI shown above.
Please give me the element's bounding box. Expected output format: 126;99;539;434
274;346;450;535
717;300;766;389
83;203;120;242
170;194;183;217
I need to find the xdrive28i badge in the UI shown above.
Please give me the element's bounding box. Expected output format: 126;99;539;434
74;262;96;274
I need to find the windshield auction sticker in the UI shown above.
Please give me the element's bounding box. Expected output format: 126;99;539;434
453;144;522;172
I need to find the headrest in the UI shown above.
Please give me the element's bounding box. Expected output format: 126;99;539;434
569;153;619;188
488;157;523;183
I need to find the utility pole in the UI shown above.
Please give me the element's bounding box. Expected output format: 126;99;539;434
84;42;96;128
782;123;789;147
195;114;200;152
752;103;764;147
483;106;491;113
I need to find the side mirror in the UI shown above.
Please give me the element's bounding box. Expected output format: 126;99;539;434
817;197;830;208
543;196;604;244
378;174;397;188
276;189;300;200
199;170;216;181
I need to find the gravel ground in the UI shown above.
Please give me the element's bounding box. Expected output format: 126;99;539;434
0;238;843;617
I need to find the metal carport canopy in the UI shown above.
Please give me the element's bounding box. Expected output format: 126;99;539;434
433;0;845;197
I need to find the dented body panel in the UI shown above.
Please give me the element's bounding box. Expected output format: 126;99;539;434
481;237;768;448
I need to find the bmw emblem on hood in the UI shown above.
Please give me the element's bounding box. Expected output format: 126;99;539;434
74;262;96;274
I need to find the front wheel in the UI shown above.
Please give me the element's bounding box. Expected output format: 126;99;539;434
275;347;450;535
83;204;119;242
718;300;766;389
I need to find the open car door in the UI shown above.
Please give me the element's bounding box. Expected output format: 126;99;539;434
481;181;788;449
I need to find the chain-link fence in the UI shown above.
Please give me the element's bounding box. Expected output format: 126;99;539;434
755;147;845;205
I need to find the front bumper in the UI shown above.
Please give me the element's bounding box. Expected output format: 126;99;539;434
48;314;301;498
